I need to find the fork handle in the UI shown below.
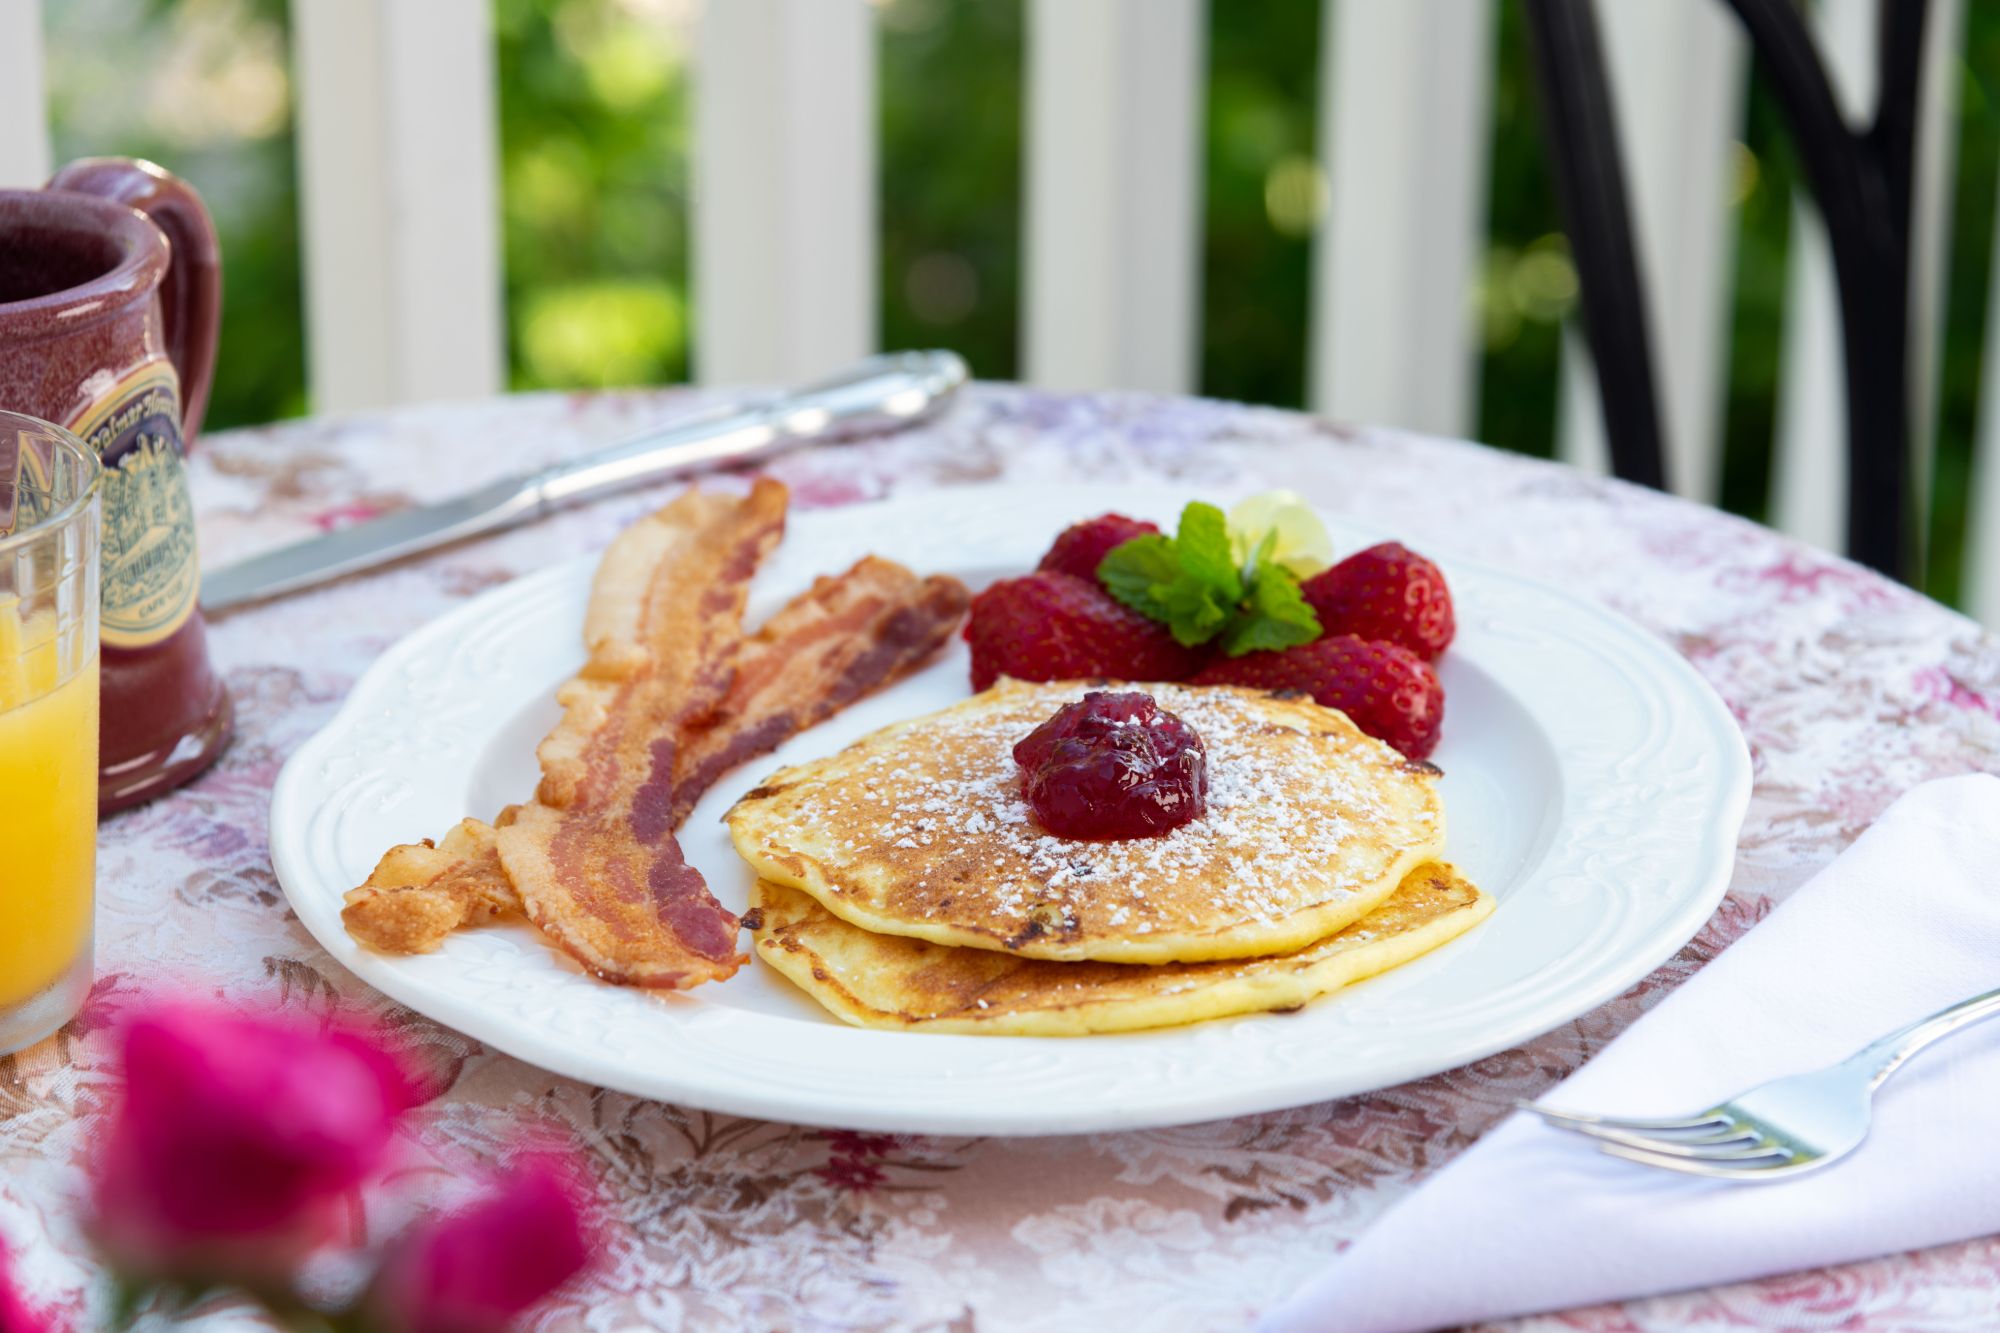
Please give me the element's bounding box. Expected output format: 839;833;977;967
1848;985;2000;1088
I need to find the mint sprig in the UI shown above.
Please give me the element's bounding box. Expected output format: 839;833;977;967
1097;502;1321;655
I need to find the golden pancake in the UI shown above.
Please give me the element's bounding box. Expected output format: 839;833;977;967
751;863;1493;1035
726;679;1446;963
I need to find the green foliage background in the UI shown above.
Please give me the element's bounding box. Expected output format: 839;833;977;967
38;0;2000;609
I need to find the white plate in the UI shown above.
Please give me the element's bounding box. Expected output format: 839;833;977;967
272;485;1750;1135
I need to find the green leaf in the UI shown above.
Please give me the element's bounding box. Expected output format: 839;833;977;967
1097;533;1182;619
1240;526;1278;588
1097;503;1324;653
1221;561;1322;656
1174;502;1241;601
1157;578;1234;646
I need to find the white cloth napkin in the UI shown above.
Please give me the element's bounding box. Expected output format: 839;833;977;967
1262;773;2000;1333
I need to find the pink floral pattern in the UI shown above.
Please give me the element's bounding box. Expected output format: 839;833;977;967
7;385;1999;1330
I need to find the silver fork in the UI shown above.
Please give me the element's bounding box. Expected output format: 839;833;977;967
1522;985;2000;1180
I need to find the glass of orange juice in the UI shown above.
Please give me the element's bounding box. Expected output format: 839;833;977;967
0;411;100;1055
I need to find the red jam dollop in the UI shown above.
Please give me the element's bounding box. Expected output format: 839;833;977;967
1013;690;1207;840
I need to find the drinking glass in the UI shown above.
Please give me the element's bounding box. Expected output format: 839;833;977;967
0;411;101;1055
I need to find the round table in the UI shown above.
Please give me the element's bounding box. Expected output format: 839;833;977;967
7;385;2000;1330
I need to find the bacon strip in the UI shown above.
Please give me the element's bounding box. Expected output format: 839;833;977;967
493;482;787;988
341;816;518;954
670;556;970;828
342;511;971;974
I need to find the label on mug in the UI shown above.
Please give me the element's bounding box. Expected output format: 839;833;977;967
67;361;200;649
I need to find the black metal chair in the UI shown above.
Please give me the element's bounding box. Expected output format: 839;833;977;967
1522;0;1927;582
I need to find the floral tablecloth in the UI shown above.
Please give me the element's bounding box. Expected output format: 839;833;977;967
8;385;2000;1331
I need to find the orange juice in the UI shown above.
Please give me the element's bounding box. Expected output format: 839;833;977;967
0;604;98;1008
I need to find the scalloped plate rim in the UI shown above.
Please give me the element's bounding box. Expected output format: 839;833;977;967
270;483;1751;1134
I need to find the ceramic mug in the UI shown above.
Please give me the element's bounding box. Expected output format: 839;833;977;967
0;157;231;812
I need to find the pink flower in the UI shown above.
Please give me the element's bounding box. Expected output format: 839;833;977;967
367;1156;593;1333
0;1239;57;1333
89;1000;415;1283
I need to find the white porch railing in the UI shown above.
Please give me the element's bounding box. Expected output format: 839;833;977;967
290;0;505;410
0;0;1994;617
0;0;50;187
1313;0;1493;441
1557;1;1746;494
1023;0;1205;395
1770;0;1964;558
694;0;876;384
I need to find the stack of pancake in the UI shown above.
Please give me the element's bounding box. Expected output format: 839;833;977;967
726;679;1493;1036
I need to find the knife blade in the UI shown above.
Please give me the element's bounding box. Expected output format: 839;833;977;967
199;349;969;613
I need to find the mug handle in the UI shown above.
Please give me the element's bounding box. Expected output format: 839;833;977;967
46;157;223;444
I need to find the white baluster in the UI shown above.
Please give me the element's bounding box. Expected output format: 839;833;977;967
1774;0;1963;557
0;0;50;187
1555;0;1748;500
1964;149;2000;626
1556;331;1610;478
1909;0;1968;552
1023;0;1206;394
694;0;876;386
291;0;504;413
1312;0;1494;439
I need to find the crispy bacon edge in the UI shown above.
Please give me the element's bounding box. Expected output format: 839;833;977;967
492;483;787;988
670;555;971;828
341;815;519;954
341;519;970;978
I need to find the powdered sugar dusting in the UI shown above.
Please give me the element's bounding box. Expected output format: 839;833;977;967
747;681;1442;940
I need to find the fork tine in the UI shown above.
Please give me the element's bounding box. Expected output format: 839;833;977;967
1595;1140;1800;1179
1562;1122;1769;1158
1520;1100;1732;1134
1534;1115;1752;1149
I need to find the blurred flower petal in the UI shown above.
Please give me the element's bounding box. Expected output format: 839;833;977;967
368;1153;594;1333
0;1239;57;1333
89;998;416;1284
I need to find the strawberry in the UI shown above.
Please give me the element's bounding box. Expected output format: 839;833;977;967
1300;542;1454;661
1195;634;1444;760
1037;513;1162;583
965;572;1207;691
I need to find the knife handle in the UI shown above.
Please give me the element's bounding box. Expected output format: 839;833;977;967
528;350;968;513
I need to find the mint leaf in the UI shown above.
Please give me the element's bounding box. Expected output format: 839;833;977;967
1097;533;1182;619
1101;513;1242;645
1157;577;1234;646
1174;502;1241;602
1097;502;1323;653
1240;527;1279;590
1221;561;1321;656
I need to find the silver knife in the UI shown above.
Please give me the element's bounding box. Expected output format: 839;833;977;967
199;350;968;612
